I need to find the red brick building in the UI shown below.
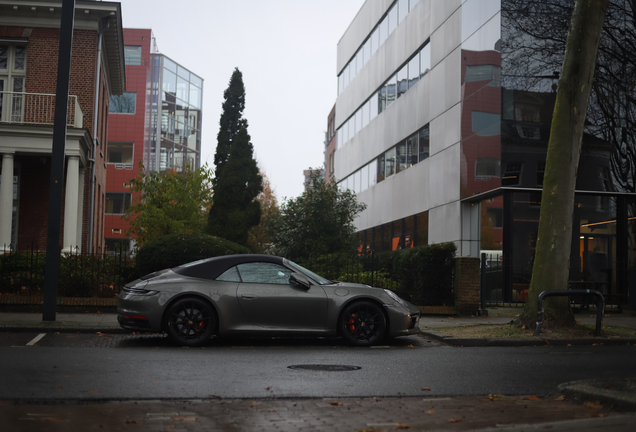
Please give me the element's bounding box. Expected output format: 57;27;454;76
104;30;204;252
104;28;153;252
0;1;125;253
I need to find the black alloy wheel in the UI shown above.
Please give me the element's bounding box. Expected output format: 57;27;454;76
166;297;216;347
339;300;387;347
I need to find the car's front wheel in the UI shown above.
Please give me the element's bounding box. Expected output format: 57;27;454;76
165;297;216;347
339;301;386;347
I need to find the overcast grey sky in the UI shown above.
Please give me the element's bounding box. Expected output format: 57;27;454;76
117;0;365;201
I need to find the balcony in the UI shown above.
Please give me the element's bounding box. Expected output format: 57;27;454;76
0;92;83;128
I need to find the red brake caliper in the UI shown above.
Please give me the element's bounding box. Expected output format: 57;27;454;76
348;314;356;333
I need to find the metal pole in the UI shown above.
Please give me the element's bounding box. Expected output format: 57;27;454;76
480;252;487;315
43;0;75;321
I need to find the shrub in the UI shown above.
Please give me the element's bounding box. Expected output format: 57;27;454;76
0;250;135;297
298;242;456;306
135;233;251;276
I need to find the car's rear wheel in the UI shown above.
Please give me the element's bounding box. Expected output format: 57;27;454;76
339;301;386;347
165;297;216;347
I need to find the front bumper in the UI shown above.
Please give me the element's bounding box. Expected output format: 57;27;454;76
386;302;421;337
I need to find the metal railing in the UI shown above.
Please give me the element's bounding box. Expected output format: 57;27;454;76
0;243;135;297
0;91;83;128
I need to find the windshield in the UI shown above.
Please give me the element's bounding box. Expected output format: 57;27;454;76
286;260;331;285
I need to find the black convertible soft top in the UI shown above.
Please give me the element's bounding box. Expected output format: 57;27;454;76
171;254;285;281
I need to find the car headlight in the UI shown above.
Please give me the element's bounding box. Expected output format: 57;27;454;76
384;289;405;306
123;287;159;296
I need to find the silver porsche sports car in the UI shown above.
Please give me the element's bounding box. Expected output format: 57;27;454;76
118;254;420;347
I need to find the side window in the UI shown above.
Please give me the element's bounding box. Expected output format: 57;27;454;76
237;263;292;285
216;266;241;282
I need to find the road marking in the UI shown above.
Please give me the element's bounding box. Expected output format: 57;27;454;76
26;333;46;346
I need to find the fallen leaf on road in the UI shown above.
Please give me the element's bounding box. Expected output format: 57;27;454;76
407;345;414;348
330;401;346;406
488;394;504;401
395;424;410;429
37;418;69;423
591;413;606;418
426;410;435;415
523;396;541;401
495;313;501;316
567;344;572;347
448;418;462;423
170;415;197;422
583;401;603;410
421;387;431;391
554;395;566;401
265;387;274;390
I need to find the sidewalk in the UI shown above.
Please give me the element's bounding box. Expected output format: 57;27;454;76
0;310;123;332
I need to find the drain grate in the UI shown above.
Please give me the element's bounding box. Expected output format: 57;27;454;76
288;364;361;372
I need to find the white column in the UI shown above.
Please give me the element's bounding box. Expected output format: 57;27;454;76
460;201;481;257
63;156;80;253
0;154;15;251
76;167;86;253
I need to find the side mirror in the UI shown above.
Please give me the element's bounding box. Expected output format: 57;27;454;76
290;272;311;288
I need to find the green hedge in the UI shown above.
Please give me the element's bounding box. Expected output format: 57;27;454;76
298;242;456;306
374;242;456;306
0;251;135;297
135;233;251;276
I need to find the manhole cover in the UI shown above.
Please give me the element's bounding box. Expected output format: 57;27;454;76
288;364;361;371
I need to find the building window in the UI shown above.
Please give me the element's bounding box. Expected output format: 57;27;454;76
472;111;500;136
105;193;131;214
0;44;28;123
107;142;134;164
536;161;546;186
465;65;501;86
486;207;503;228
475;158;501;180
418;126;429;161
109;92;136;114
124;46;142;65
502;162;523;186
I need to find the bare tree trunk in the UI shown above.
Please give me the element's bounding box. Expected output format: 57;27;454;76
518;0;609;328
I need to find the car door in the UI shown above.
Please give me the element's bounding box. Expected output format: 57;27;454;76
235;262;328;330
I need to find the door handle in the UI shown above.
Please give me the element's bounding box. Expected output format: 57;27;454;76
241;294;257;300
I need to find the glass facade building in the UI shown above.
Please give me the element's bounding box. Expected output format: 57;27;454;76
335;0;635;307
146;55;203;173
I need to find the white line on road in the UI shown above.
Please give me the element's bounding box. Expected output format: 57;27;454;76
26;333;46;346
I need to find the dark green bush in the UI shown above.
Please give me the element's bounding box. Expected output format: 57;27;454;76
299;242;456;306
135;233;251;276
0;250;135;297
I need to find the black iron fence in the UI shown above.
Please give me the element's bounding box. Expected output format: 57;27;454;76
0;244;136;298
1;244;457;307
297;248;455;307
480;253;630;308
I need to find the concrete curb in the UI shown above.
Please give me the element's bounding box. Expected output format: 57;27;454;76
419;330;636;347
558;379;636;412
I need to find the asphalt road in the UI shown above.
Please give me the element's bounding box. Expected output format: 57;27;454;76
1;332;634;401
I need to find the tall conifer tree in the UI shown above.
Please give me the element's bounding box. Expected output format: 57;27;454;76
208;68;263;246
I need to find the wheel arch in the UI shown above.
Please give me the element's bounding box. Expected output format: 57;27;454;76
336;296;390;337
160;293;220;334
